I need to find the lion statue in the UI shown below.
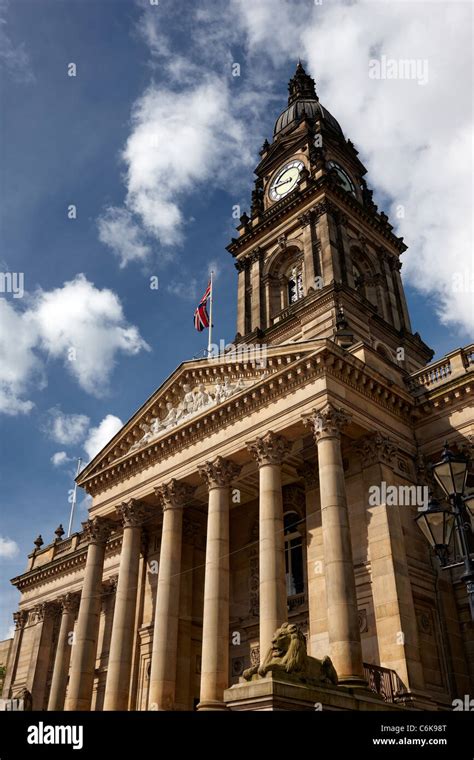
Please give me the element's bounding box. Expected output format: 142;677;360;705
243;622;338;686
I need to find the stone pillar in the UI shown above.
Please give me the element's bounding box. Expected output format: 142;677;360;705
355;433;426;695
248;431;290;659
298;211;317;291
149;480;194;710
235;260;247;336
314;202;341;285
305;404;365;685
64;517;113;711
27;602;59;710
175;521;196;711
47;593;79;710
300;462;329;659
197;457;241;710
390;259;412;332
2;610;27;698
103;500;147;711
249;247;263;331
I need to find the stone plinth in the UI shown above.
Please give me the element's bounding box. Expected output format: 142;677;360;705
224;673;407;712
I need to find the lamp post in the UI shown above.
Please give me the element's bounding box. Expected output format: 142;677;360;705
415;444;474;621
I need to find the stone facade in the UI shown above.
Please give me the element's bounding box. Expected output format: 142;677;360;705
3;63;473;711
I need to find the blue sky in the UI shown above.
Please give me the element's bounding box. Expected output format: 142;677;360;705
0;0;472;637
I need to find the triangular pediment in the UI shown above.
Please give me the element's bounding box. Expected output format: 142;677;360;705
78;344;318;485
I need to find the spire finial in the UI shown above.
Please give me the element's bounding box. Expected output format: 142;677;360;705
288;61;317;105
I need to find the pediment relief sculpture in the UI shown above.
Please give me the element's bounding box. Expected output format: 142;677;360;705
128;377;248;454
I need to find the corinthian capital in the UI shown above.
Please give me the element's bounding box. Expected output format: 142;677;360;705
155;479;195;510
198;457;241;489
13;610;28;630
304;403;351;441
81;517;114;546
58;592;80;615
116;499;148;527
354;432;397;467
247;431;290;466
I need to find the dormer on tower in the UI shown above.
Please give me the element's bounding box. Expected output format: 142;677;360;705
227;62;433;374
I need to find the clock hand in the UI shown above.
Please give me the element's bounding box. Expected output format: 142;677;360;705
273;177;294;189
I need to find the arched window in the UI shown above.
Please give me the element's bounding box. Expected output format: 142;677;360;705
284;511;305;597
288;265;304;304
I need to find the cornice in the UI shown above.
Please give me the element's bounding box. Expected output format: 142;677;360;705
79;343;415;498
227;178;406;258
11;535;123;592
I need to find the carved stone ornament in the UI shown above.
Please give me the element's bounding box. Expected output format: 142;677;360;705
247;431;290;466
198;456;241;489
13;610;28;630
304;403;351;441
354;432;398;467
155;479;195;510
58;592;80;615
102;576;118;595
128;377;249;455
116;499;148;528
81;517;114;546
30;601;59;624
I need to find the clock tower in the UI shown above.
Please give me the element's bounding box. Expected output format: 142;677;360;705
228;62;433;374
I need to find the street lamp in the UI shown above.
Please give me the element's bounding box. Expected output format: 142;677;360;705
415;496;455;567
415;444;474;621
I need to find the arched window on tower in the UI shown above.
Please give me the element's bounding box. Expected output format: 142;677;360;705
284;511;305;598
288;265;304;304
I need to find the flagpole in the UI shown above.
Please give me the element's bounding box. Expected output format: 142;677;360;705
67;457;82;537
207;270;214;356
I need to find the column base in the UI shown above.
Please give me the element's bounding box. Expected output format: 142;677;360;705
197;699;228;711
337;675;369;689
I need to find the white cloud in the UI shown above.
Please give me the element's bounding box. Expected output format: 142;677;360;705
30;274;150;396
98;207;151;269
83;414;123;462
51;451;72;467
0;276;149;414
0;536;19;559
232;0;474;335
121;79;253;249
0;0;35;84
0;299;43;415
45;408;90;445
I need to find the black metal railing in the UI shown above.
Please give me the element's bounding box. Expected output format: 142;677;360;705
363;662;407;703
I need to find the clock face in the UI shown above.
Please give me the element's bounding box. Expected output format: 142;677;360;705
328;161;356;196
269;159;304;201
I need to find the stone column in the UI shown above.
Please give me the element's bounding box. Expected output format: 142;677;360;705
103;500;147;711
247;431;289;660
250;247;263;331
305;404;365;685
149;480;194;710
355;433;426;695
27;602;59;710
197;457;241;710
298;211;317;292
64;517;113;711
47;593;79;710
2;610;27;698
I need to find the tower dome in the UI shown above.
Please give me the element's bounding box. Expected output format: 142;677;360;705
273;62;343;138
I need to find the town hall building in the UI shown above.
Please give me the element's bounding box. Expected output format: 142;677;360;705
3;63;473;711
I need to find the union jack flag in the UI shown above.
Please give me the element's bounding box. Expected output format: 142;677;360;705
194;281;211;332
